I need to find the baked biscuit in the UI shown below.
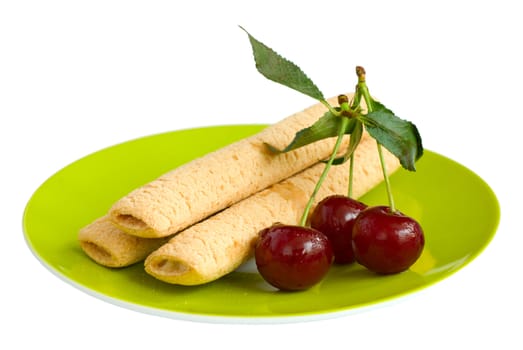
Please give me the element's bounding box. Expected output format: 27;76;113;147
144;133;399;285
78;216;168;268
109;97;348;238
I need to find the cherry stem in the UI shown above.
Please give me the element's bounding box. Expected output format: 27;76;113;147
376;143;396;212
299;114;349;226
356;66;396;212
348;154;355;198
321;100;341;116
340;96;356;198
347;93;362;199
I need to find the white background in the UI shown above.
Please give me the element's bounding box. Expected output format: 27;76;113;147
2;0;521;348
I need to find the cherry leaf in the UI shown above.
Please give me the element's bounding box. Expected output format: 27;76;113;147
241;27;325;101
266;110;355;153
361;101;423;171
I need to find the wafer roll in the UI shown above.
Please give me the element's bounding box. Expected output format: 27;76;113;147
144;133;400;285
109;97;346;238
78;216;169;268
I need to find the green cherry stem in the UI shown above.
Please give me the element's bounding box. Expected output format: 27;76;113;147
356;66;396;212
339;95;356;198
375;139;396;212
348;150;355;198
320;99;341;116
299;114;350;226
347;92;363;199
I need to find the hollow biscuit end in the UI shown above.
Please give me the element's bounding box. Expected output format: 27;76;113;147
80;241;118;267
147;257;191;276
111;214;163;238
113;214;149;231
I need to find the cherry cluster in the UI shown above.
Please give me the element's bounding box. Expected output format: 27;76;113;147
254;195;424;291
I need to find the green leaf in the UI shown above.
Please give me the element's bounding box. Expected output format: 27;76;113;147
240;26;325;101
266;110;355;153
361;101;423;171
330;120;363;165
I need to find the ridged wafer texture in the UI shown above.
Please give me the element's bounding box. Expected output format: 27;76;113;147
144;133;400;285
78;216;169;268
108;97;347;238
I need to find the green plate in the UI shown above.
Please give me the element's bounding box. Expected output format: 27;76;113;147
23;125;500;323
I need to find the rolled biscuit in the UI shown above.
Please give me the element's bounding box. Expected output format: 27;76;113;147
109;97;347;238
144;133;400;285
78;216;169;268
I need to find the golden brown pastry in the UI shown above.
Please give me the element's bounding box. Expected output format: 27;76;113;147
108;97;348;238
78;216;169;268
144;133;399;285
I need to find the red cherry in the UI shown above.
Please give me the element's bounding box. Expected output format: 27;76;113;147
352;206;424;274
254;224;333;291
310;195;367;264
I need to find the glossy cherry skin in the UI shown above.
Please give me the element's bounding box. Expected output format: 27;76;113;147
255;224;334;291
310;195;367;264
352;206;424;274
